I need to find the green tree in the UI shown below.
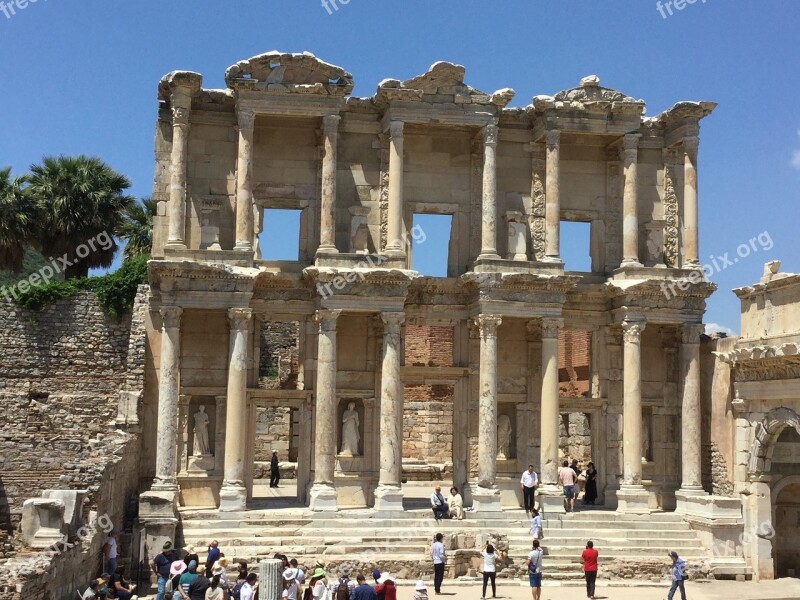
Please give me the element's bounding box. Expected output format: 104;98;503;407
27;155;133;278
117;197;156;260
0;167;37;273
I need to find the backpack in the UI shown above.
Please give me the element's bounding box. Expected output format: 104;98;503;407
232;581;245;600
528;549;543;575
335;577;350;600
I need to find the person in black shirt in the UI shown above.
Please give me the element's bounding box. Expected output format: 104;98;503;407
270;451;281;488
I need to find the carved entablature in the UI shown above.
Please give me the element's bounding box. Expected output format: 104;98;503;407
225;51;354;96
532;75;645;118
719;342;800;382
606;279;715;313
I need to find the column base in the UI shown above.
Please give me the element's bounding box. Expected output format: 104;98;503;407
309;483;338;512
616;485;651;514
233;242;253;253
219;482;247;512
477;252;501;262
373;484;404;513
536;484;566;515
164;241;187;251
471;484;503;512
675;487;709;515
619;259;643;269
541;255;562;264
139;489;179;520
315;245;339;257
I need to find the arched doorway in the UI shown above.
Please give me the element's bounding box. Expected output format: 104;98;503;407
770;427;800;577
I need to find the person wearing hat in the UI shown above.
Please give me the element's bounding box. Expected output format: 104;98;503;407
413;580;428;600
282;567;300;600
328;566;356;599
183;545;199;569
667;551;687;600
371;569;381;585
152;541;178;600
374;573;396;600
165;560;187;599
309;567;328;600
178;560;200;599
351;574;376;600
211;559;230;592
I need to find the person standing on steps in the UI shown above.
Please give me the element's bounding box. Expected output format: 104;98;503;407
520;465;538;516
580;540;599;600
558;460;578;512
583;462;598;506
480;541;499;599
667;551;688;600
526;539;544;600
270;451;281;488
529;508;543;545
431;533;446;595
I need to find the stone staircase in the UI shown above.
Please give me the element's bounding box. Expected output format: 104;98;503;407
176;505;711;583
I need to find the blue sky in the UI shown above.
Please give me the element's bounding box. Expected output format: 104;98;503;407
2;1;798;333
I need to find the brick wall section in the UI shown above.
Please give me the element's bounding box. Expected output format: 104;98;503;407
558;329;591;397
404;325;453;367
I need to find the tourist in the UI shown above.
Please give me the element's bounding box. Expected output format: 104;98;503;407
412;580;428;600
187;571;211;600
205;540;220;578
290;558;305;584
667;551;687;600
431;533;446;594
152;541;178;600
236;560;249;581
109;566;136;600
184;545;200;568
580;540;599;600
371;569;381;585
309;568;329;599
270;451;281;488
211;562;230;595
103;530;118;577
374;573;396;600
330;566;356;598
520;465;539;515
480;541;498;599
205;575;225;600
81;579;100;600
558;460;578;512
526;539;544;600
167;560;187;597
96;573;111;597
282;567;300;600
240;573;258;600
430;485;449;520
529;508;543;544
179;560;201;598
570;459;580;477
583;462;598;506
447;486;464;520
231;568;247;600
351;574;376;600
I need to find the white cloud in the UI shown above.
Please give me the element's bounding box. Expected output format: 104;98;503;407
705;322;737;337
792;149;800;170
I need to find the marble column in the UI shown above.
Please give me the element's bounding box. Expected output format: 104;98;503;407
309;309;341;511
682;136;700;267
479;120;500;260
618;318;650;513
374;312;405;511
166;103;191;250
544;130;561;261
153;307;182;491
620;133;642;267
220;308;252;511
234;109;256;253
679;323;706;494
473;315;502;511
537;317;565;514
318;115;341;255
385;121;405;254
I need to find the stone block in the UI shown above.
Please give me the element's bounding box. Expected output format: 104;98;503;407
21;497;67;549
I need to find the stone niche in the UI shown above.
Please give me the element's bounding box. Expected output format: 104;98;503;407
178;395;225;508
335;396;375;508
349;207;371;254
505;211;528;261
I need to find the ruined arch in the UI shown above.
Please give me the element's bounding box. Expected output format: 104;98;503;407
748;407;800;477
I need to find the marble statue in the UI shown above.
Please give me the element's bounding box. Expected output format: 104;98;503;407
497;414;512;458
340;401;361;456
193;405;211;456
642;417;651;462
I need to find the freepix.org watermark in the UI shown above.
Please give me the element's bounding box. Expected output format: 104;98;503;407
321;0;352;15
656;0;707;19
0;231;114;302
1;0;47;21
661;230;774;299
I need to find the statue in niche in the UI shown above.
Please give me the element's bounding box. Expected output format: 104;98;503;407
193;405;211;456
340;401;361;456
497;414;513;459
642;417;651;463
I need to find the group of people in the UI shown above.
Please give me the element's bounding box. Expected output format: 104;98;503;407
429;485;465;521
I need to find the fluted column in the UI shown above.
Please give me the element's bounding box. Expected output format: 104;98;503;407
479;120;500;260
234;109;255;252
386;121;405;254
374;312;405;511
318;115;341;255
153;307;182;490
166;105;191;249
680;323;705;493
220;308;252;511
682;136;700;267
309;309;341;511
620;133;642;267
544;130;561;261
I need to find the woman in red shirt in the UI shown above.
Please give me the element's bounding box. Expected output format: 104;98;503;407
374;573;397;600
580;540;599;600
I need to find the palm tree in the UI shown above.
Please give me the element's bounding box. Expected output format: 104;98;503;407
117;197;156;260
0;167;37;273
27;155;133;278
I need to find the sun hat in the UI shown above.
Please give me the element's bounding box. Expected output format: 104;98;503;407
162;541;173;550
170;560;187;576
372;569;381;580
216;557;229;568
212;564;225;576
312;567;326;579
377;572;394;584
415;580;427;590
283;567;299;581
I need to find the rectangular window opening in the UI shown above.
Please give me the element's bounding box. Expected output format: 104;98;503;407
560;221;592;273
411;214;452;276
258;208;302;261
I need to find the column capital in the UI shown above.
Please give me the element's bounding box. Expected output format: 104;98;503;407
237;108;256;131
621;319;646;343
483;120;499;147
663;146;680;165
322;114;342;132
381;311;405;332
160;306;183;328
683;135;700;159
388;120;404;139
622;132;642;151
227;308;253;331
474;314;502;336
540;317;563;339
681;323;705;345
545;129;561;149
314;309;342;331
171;106;190;127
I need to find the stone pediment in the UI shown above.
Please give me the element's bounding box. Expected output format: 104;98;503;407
225;51;354;96
376;61;515;108
533;75;645;114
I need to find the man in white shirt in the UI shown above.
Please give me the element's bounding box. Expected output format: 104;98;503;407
103;530;118;577
431;485;449;520
431;532;446;594
558;460;578;513
240;573;258;600
520;465;539;515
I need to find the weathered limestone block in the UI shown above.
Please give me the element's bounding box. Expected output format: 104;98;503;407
21;498;66;549
42;490;88;537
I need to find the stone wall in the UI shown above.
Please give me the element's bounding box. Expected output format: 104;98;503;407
403;386;455;464
254;406;292;463
258;321;300;389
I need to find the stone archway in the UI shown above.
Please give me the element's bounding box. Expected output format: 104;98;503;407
773;475;800;577
748;407;800;477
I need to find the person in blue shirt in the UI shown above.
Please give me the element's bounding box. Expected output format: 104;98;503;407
205;541;220;577
667;551;687;600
